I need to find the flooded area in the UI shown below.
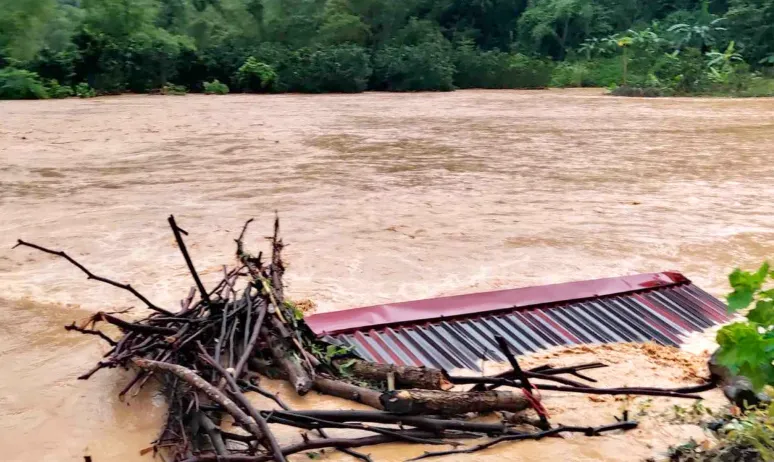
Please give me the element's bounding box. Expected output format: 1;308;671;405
1;89;774;461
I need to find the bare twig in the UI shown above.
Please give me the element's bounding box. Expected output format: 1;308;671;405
13;239;173;316
65;322;117;346
406;421;639;461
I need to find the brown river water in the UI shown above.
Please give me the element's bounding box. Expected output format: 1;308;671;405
1;89;773;461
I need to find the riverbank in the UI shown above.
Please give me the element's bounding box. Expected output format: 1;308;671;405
2;89;773;461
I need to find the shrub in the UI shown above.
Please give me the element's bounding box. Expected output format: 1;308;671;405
203;79;229;95
0;68;49;99
75;82;96;98
583;57;625;87
46;80;74;98
161;83;187;95
236;57;277;92
738;76;774;97
551;62;591;87
454;42;554;89
652;48;708;94
372;42;454;91
609;85;665;97
252;45;371;93
500;54;553;88
304;45;371;93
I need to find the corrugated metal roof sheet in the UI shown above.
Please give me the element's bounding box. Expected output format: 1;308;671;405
308;273;729;372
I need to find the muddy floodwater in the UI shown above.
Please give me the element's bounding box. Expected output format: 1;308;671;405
1;89;774;461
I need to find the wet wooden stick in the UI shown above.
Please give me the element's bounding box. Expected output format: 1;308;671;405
168;215;209;304
452;375;706;399
233;301;267;379
197;412;228;455
494;335;550;429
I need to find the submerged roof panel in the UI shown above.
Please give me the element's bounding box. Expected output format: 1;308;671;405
308;272;728;371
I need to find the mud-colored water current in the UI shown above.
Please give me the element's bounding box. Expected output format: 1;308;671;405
1;89;773;461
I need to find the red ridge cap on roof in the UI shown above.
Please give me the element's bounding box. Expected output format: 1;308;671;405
305;271;690;335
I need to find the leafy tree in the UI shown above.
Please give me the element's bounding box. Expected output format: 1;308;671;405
0;0;57;61
432;0;529;50
725;0;774;64
518;0;600;59
318;13;371;46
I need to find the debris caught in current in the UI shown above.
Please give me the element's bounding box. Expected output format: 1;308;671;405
13;215;720;462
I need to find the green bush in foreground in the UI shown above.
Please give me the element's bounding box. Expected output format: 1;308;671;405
669;404;774;461
716;262;774;391
203;80;229;95
0;68;49;99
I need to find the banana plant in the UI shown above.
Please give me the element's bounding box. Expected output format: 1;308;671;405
578;37;606;60
706;41;743;85
706;40;743;68
668;17;726;50
759;54;774;66
616;36;633;85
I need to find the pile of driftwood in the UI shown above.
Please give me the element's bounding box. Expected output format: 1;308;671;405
14;216;718;462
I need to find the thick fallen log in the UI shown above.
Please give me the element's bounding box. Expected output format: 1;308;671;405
266;330;313;395
312;376;384;410
380;389;533;415
333;359;453;391
247;360;383;410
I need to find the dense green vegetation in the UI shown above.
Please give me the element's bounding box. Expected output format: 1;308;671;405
1;0;773;97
